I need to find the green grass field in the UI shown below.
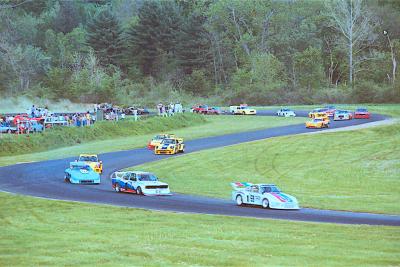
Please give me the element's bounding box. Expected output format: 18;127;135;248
0;193;398;267
130;123;400;214
0;115;305;167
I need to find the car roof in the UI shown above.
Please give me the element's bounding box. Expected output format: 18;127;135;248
256;184;276;187
79;154;98;157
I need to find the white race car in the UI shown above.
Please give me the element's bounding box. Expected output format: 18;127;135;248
111;171;171;196
276;108;296;117
231;182;299;209
333;110;353;121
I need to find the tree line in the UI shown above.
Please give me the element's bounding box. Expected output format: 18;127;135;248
0;0;399;105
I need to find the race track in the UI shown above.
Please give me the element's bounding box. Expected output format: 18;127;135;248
1;110;399;226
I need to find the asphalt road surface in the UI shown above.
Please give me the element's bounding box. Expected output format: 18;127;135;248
1;110;399;226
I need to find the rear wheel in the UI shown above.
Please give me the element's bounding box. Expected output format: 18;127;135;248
262;199;269;208
236;195;243;206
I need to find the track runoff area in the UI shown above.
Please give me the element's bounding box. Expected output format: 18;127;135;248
0;110;398;226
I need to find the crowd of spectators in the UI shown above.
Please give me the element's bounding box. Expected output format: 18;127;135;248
156;102;184;117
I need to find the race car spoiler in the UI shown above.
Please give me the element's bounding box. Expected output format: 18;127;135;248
231;182;252;190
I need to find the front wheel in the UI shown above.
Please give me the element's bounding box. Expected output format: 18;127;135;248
115;184;120;192
64;174;70;183
236;195;243;206
262;198;269;209
136;187;143;195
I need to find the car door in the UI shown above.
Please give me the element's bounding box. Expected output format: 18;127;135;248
246;185;260;204
129;173;138;190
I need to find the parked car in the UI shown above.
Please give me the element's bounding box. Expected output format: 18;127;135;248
64;162;101;184
191;105;209;113
0;123;17;133
276;108;296;117
231;182;299;209
111;171;171;195
44;116;68;128
154;137;185;155
354;108;371;119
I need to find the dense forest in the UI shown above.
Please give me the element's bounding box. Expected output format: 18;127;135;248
0;0;399;105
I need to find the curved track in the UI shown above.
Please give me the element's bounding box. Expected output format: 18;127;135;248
1;110;399;226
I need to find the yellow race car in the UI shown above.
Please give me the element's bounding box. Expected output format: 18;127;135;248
147;134;175;150
77;154;103;174
305;118;329;129
309;112;330;123
154;137;185;155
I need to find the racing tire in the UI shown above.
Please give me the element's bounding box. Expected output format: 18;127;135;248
136;187;143;195
236;195;243;206
7;129;11;134
262;199;269;209
64;174;70;183
115;184;120;192
242;111;246;115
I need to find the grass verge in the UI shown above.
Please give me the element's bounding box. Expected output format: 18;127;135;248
0;193;399;267
0;115;306;167
130;123;400;214
0;114;206;157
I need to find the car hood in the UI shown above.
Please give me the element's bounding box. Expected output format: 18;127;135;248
265;192;297;203
139;181;168;186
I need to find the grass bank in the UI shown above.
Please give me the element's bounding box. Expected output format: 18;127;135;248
0;114;206;157
0;116;306;166
131;123;400;214
0;193;398;266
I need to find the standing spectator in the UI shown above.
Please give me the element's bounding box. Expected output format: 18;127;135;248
31;105;36;117
133;109;138;121
168;103;174;116
161;105;167;117
86;112;91;126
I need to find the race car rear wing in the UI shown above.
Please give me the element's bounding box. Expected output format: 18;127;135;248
231;182;252;190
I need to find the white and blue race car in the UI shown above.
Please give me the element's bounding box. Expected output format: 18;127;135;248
231;182;299;209
111;171;171;196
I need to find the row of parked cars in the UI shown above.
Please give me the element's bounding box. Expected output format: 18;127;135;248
191;104;257;115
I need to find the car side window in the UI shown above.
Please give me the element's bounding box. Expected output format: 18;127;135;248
130;173;137;181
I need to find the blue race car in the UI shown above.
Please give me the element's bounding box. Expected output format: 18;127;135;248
64;162;101;184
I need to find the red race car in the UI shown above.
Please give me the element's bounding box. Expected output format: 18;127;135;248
354;108;370;119
13;114;44;124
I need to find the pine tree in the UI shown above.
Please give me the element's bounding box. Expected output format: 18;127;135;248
125;1;162;76
87;9;124;67
176;12;212;75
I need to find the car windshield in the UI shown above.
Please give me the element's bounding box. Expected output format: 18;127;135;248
313;119;323;122
261;186;281;194
356;108;367;112
79;156;98;162
239;106;249;109
162;139;175;145
138;173;158;181
154;135;167;140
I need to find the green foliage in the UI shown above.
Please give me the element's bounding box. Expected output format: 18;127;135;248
87;9;124;67
1;0;399;104
0;114;206;157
